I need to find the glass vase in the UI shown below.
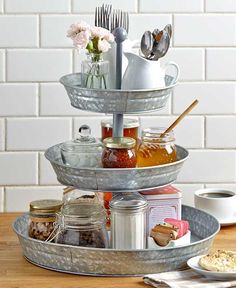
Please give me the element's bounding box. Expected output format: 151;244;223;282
81;53;109;89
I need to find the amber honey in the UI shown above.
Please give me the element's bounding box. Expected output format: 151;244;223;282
137;128;177;167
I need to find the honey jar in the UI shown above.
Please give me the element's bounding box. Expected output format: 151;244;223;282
102;137;137;168
137;127;177;167
101;117;139;140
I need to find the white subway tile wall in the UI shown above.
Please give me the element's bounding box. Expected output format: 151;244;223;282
205;0;236;12
0;119;4;150
5;0;70;13
0;84;37;116
5;186;63;212
0;50;5;81
0;0;235;211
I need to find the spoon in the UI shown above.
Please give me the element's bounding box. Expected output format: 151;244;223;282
164;24;172;39
139;100;199;158
141;30;154;59
152;30;170;61
160;99;199;137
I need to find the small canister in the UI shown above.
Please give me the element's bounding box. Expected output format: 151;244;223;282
61;124;103;168
102;137;137;168
28;199;62;241
109;193;148;249
101;117;139;140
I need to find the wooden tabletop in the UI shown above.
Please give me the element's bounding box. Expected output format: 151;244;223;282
1;213;236;288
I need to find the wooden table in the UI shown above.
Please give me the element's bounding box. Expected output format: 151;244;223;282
1;213;236;288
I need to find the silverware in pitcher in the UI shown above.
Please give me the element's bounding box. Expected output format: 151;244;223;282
141;24;172;61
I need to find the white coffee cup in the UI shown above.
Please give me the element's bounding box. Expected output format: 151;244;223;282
194;188;236;221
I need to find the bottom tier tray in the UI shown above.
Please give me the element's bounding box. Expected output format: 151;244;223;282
13;205;220;276
45;144;188;192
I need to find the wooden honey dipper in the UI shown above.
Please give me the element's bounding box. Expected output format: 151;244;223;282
139;99;199;158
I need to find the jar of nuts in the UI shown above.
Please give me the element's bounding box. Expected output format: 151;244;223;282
28;199;63;241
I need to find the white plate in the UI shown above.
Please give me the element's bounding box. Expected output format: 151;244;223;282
219;214;236;226
187;255;236;280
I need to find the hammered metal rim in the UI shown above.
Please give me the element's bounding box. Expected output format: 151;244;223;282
13;206;220;253
13;206;220;276
60;73;178;93
45;144;188;172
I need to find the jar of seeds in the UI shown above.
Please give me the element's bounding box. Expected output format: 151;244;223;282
28;199;62;241
55;202;109;248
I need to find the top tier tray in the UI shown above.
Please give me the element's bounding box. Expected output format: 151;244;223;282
60;73;177;114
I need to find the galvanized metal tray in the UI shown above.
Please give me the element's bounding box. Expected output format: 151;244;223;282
60;73;177;114
45;144;188;192
13;205;220;276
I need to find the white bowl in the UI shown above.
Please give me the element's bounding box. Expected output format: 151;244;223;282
194;188;236;221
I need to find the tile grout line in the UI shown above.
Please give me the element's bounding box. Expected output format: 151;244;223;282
37;83;40;116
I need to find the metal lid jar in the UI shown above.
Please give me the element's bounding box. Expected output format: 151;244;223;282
109;193;148;249
55;203;109;248
137;127;177;167
28;199;63;241
102;137;137;168
61;125;103;168
101;117;139;140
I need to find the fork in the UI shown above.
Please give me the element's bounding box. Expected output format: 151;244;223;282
110;9;129;33
95;4;112;30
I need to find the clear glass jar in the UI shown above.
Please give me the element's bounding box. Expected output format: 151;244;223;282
61;125;103;168
137;127;177;167
101;117;140;140
102;137;137;168
55;203;109;248
63;188;97;206
110;192;148;249
81;53;109;89
28;199;62;241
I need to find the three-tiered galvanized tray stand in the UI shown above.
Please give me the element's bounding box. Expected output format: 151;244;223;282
13;72;220;276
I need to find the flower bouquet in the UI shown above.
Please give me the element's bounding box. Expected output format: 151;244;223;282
67;21;114;89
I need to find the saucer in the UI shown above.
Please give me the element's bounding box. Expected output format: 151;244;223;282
218;213;236;226
187;255;236;280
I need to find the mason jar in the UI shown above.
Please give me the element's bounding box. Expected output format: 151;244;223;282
102;137;137;168
55;203;109;248
28;199;62;241
137;127;177;167
101;117;140;140
81;53;110;89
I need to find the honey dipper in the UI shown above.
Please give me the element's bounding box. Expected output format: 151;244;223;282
139;99;199;158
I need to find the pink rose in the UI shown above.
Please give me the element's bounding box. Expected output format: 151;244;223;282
67;21;90;39
73;30;90;49
91;26;114;43
98;39;111;53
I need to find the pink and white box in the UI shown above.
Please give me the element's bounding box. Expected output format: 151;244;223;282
140;185;182;232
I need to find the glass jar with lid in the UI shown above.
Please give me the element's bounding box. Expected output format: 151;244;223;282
102;137;137;168
137;127;177;167
55;203;109;248
28;199;62;241
60;125;103;168
110;192;148;249
101;117;140;140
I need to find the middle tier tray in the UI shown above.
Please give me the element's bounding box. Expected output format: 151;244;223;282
60;73;177;114
45;144;188;192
